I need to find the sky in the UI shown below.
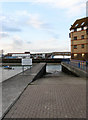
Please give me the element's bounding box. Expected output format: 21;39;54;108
0;0;87;53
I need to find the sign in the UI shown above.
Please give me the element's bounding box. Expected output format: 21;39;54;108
22;58;32;66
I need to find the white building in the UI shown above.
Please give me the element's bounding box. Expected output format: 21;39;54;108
7;52;30;58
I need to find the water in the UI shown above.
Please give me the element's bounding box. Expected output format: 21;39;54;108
46;64;62;73
0;66;31;82
0;64;61;82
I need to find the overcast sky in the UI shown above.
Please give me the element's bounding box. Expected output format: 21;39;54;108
0;0;87;53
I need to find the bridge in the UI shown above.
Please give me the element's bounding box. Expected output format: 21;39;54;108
51;52;71;58
4;52;71;59
2;52;71;65
31;52;71;59
52;52;71;56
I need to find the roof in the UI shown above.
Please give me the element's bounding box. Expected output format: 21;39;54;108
70;17;88;30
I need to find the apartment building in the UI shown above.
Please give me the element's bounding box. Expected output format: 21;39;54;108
70;17;88;61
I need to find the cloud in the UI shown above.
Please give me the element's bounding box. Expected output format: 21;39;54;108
29;0;86;17
2;25;22;32
27;41;31;44
27;15;46;29
29;0;86;8
0;34;69;53
0;11;51;33
16;10;57;38
0;10;58;39
0;15;22;32
16;10;53;30
12;35;23;47
0;32;9;38
9;35;31;52
25;12;59;38
25;13;52;30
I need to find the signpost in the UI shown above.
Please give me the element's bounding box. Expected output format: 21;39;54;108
22;58;32;73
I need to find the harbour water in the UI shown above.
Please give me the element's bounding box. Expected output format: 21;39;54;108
0;66;31;82
0;64;61;82
46;63;62;73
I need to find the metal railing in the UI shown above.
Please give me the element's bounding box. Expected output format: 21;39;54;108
65;59;88;72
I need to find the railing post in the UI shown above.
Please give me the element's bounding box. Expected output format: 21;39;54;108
68;60;69;64
81;62;82;69
86;61;87;67
86;61;87;71
78;62;80;68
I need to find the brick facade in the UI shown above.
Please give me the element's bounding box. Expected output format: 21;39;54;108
70;17;88;61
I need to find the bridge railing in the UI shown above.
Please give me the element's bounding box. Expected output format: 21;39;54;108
65;59;88;72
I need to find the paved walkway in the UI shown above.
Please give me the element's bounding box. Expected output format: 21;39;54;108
2;71;86;119
2;63;45;115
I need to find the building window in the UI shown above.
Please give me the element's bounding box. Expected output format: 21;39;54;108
74;54;77;57
81;27;84;30
74;36;77;40
81;35;84;39
81;44;84;48
74;28;77;32
82;54;85;57
74;45;77;49
69;33;71;38
75;24;79;27
86;28;88;34
81;22;85;26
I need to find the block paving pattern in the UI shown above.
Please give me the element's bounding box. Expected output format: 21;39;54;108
3;84;86;118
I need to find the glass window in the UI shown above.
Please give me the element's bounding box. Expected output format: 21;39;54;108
81;22;85;26
74;36;77;40
81;35;84;39
74;28;77;32
74;45;77;49
74;54;77;57
81;27;84;30
82;54;85;57
81;44;84;48
75;24;79;27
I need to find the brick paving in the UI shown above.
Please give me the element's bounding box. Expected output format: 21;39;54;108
2;63;45;115
2;71;86;119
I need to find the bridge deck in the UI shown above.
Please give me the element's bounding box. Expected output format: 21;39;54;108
3;71;86;119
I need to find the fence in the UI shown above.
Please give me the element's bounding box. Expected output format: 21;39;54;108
65;60;88;72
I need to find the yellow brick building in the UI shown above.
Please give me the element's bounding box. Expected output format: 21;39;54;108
70;17;88;61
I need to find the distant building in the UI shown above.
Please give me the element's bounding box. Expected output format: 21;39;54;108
6;52;30;59
70;17;88;61
30;53;46;59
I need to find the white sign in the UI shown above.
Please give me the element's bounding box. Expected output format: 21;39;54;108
22;59;32;66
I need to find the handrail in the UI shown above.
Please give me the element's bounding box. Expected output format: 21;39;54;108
65;60;88;72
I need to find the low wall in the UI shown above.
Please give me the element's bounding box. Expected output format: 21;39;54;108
1;63;21;66
61;62;88;78
2;58;70;64
32;63;46;82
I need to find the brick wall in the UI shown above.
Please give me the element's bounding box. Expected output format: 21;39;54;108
70;30;88;61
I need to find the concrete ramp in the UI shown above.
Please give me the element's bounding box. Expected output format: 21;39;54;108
1;63;46;118
61;62;88;78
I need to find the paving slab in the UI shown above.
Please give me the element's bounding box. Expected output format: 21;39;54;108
2;70;86;119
